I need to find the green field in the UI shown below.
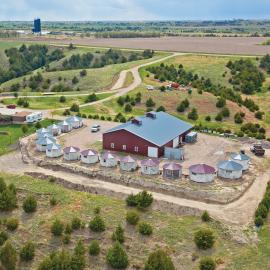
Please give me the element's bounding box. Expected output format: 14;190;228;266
0;119;55;156
0;172;269;269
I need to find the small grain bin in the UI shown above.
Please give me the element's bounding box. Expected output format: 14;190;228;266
63;146;80;161
36;128;50;138
81;149;99;164
46;143;62;158
100;151;118;167
120;156;137;172
36;137;56;152
163;163;182;180
230;152;250;170
47;124;61;136
66;116;83;129
59;120;72;133
189;164;216;183
217;160;243;179
141;159;160;175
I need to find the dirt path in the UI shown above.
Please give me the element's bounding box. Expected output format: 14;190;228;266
0;150;269;226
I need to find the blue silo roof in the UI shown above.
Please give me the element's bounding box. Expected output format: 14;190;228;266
104;112;193;147
231;152;250;161
218;160;243;171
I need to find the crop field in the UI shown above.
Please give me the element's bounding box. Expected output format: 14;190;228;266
0;172;270;269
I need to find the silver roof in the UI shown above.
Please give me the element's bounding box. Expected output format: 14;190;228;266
218;160;243;171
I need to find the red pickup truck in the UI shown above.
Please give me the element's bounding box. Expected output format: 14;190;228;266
6;104;16;109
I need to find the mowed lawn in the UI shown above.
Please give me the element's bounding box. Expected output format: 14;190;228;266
0;119;55;155
0;172;270;269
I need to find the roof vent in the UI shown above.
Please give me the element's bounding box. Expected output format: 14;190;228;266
131;118;142;126
146;112;157;119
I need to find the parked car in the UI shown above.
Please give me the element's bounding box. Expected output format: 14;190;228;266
250;144;265;156
91;124;100;132
6;104;16;109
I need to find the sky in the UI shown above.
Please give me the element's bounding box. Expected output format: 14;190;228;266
0;0;270;21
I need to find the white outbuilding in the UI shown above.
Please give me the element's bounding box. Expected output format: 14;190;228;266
63;146;81;161
46;143;62;158
59;120;72;133
230;152;250;171
66;116;83;129
36;128;50;138
120;156;137;172
36;137;56;152
100;151;118;167
37;132;54;140
47;124;61;136
217;160;243;179
141;159;160;175
189;164;216;183
80;149;99;164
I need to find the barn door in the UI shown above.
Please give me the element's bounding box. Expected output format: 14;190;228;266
148;147;158;158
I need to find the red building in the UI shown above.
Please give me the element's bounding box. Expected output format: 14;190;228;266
103;112;193;158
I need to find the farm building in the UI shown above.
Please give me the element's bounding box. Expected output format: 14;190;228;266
59;120;72;133
141;159;160;175
103;111;193;158
12;111;31;123
120;156;137;172
37;132;54;140
46;143;62;158
100;151;118;167
163;163;182;180
217;160;243;179
36;128;49;137
66;116;83;129
230;152;250;170
36;137;56;152
26;112;43;123
189;164;216;183
80;149;99;164
47;124;61;136
63;146;80;161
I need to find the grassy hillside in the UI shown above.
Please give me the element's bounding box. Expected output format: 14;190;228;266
0;172;270;269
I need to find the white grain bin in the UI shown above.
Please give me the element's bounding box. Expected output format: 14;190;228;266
47;124;61;136
120;155;137;172
189;164;216;183
100;151;118;167
141;159;160;175
37;132;54;140
63;146;80;161
36;128;49;138
80;149;99;164
59;120;72;133
217;160;243;179
66;116;83;129
46;143;62;158
163;163;182;180
230;152;250;171
36;137;56;152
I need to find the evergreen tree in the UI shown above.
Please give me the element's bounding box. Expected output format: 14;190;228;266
112;225;125;243
0;241;17;270
106;242;129;269
144;249;175;270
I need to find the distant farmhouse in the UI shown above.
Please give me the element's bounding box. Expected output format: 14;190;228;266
32;18;41;34
103;111;193;158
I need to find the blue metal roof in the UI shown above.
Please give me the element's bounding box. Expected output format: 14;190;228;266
218;160;243;171
104;112;193;147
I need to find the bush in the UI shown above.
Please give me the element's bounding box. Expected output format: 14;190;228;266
59;96;66;103
126;194;138;207
146;98;155;108
20;242;35;261
106;242;129;269
23;195;37;213
0;241;17;270
62;234;71;245
255;215;264;227
188;108;198;121
21;125;28;133
199;257;216;270
221;107;230;117
94;206;101;215
126;210;140;225
124;103;132;112
138;222;153;236
80;69;87;77
215;113;223;122
194;229;215;250
70;103;80;112
255;111;264;119
89;215;105;232
156;106;166;112
65;223;73;235
6;218;19;231
201;211;211;222
255;204;268;219
72;76;79;84
71;217;81;230
88;240;100;256
144;249;175;270
216;98;226;108
50;196;57;206
205;115;211;121
136;191;153;209
112;225;125;243
0;188;17;211
71;240;86;270
51;219;64;236
0;231;8;246
35;122;41;129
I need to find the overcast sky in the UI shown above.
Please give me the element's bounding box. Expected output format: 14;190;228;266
1;0;270;21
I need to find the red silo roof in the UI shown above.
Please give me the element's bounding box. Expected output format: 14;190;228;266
163;163;182;171
189;164;215;174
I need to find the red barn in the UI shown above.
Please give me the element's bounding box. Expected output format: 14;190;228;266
103;112;193;158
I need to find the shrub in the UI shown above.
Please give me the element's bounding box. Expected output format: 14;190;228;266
216;98;226;108
23;195;37;213
255;111;264;119
71;240;86;270
65;223;73;234
94;206;101;215
70;103;80;112
199;257;216;270
89;215;105;232
144;249;175;270
62;234;71;245
156;106;166;112
0;231;8;246
255;204;268;219
146;98;155;108
126;210;140;225
205;115;211;121
106;242;129;269
88;240;100;256
194;229;215;250
255;216;264;227
72;76;79;84
215;113;223;122
201;211;211;222
124;103;132;112
221;107;230;117
71;217;82;230
21;125;28;133
59;96;66;103
138;222;153;236
6;218;19;231
188;108;198;121
80;69;87;77
51;219;64;236
126;194;138;207
50;196;57;206
0;189;17;211
0;241;17;270
20;242;35;261
35;122;41;129
136;191;153;209
112;225;125;243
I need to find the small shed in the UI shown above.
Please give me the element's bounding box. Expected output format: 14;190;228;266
218;160;243;179
81;149;99;164
46;143;62;158
63;146;80;161
189;164;216;183
230;152;250;170
141;159;160;175
163;163;182;180
120;156;137;172
59;120;72;133
12;111;31;123
100;151;118;167
47;124;61;136
66;116;83;129
185;131;197;143
36;137;56;152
